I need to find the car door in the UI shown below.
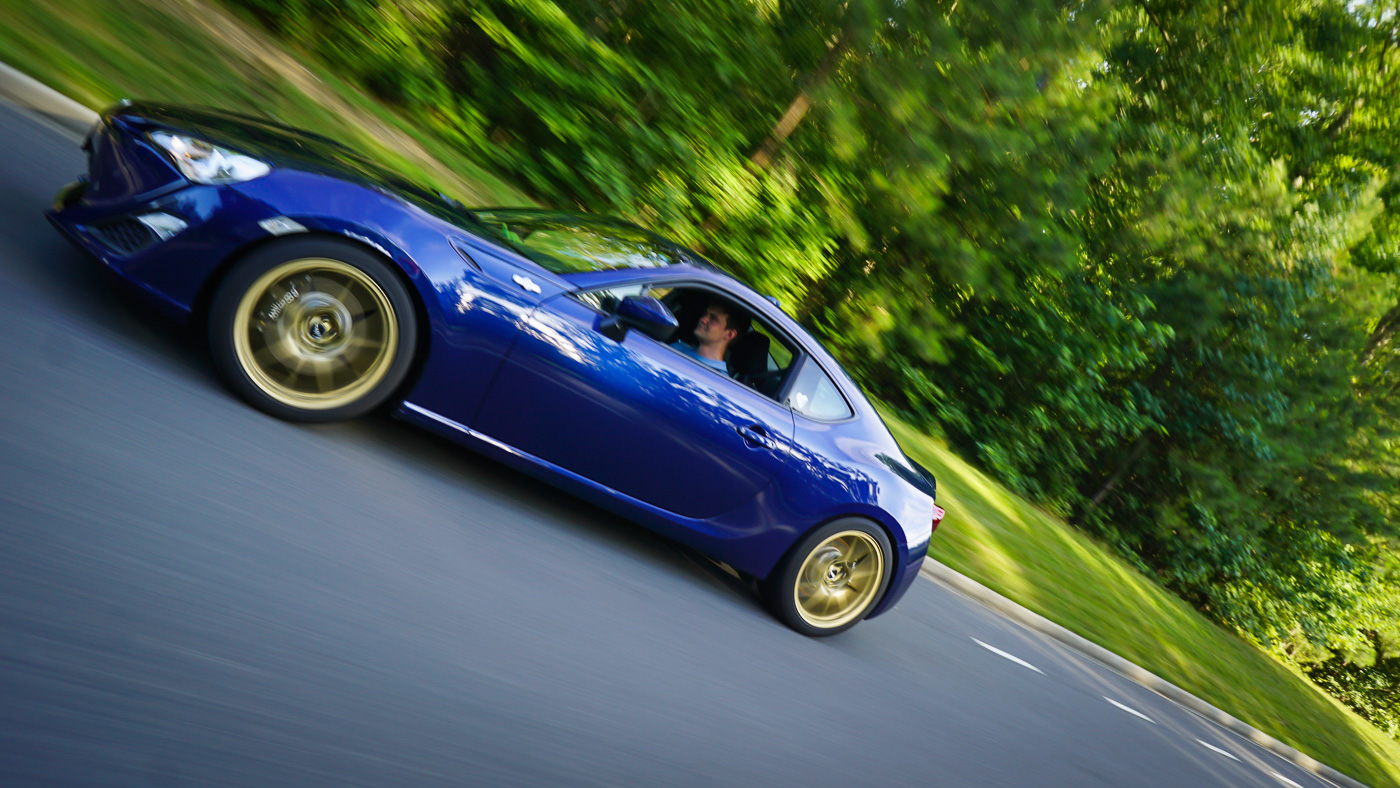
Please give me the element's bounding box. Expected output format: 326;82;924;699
471;282;795;520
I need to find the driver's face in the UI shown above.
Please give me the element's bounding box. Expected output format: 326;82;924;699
694;306;732;344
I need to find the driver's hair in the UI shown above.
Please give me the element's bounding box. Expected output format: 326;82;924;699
712;301;751;338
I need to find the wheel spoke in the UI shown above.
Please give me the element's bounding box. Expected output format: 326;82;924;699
330;353;363;379
823;585;845;615
848;561;877;589
252;343;282;369
825;588;852;616
317;273;353;306
314;362;336;393
850;539;872;563
346;334;383;353
287;355;312;376
279;347;306;370
337;286;367;321
349;304;375;326
834;588;857;615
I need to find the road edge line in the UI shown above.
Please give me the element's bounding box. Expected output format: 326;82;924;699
919;559;1369;788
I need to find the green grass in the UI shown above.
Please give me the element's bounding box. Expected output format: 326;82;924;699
886;414;1400;787
2;2;1396;782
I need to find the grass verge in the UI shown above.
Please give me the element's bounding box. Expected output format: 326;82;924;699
1;1;1396;783
887;414;1400;787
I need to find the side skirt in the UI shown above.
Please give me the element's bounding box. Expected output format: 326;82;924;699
396;401;726;561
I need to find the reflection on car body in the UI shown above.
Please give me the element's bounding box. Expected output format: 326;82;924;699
47;101;943;635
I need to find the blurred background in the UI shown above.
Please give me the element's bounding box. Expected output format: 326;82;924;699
0;0;1397;780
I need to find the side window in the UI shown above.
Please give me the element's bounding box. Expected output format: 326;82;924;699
761;325;794;371
579;284;803;404
786;358;852;420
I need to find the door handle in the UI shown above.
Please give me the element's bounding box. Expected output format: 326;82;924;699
737;425;776;450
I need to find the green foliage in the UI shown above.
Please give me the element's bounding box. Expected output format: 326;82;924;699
1301;541;1400;740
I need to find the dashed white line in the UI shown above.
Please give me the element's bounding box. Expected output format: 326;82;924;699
971;638;1044;674
1266;770;1304;788
1103;696;1156;724
1196;739;1240;761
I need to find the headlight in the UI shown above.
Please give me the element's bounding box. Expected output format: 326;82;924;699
148;130;271;184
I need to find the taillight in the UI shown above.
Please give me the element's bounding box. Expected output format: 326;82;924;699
931;504;946;532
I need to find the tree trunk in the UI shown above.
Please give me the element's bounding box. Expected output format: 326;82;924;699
1363;301;1400;367
1079;331;1229;514
1085;431;1153;510
747;28;852;172
692;27;853;248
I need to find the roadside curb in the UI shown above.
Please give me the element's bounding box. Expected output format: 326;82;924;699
919;560;1368;788
0;62;97;137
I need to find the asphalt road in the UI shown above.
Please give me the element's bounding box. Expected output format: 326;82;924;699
0;99;1342;787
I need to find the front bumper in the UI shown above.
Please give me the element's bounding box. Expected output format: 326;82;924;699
47;115;284;323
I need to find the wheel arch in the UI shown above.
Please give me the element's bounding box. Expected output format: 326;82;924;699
763;508;907;582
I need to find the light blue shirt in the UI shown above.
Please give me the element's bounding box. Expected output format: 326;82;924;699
671;341;728;373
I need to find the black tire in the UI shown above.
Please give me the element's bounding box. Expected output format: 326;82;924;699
208;237;418;423
761;518;894;637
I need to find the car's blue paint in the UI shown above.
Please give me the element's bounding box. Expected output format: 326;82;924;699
474;290;797;520
611;294;678;340
48;102;939;624
83;112;184;205
408;234;568;428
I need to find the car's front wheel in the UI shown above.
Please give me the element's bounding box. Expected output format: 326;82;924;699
762;518;893;636
208;237;418;422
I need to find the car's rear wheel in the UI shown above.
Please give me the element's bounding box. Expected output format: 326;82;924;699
209;237;417;422
762;518;893;636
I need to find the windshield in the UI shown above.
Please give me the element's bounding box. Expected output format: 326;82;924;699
471;210;715;275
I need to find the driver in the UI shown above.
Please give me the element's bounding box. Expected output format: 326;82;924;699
672;300;749;374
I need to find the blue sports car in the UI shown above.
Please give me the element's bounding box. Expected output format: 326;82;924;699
48;102;942;635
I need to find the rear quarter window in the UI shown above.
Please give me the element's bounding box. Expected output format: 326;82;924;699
786;358;852;421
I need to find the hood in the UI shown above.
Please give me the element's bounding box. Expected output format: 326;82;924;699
106;101;451;208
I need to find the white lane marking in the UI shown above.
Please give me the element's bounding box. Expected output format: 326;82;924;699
1103;696;1156;724
1196;739;1241;761
971;638;1044;674
1266;770;1304;788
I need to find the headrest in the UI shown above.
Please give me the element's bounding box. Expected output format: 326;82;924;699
727;331;770;379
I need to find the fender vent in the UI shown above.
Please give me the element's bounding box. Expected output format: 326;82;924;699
88;217;157;255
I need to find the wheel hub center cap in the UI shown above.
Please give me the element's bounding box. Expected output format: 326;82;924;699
825;562;850;586
307;314;338;343
287;292;353;354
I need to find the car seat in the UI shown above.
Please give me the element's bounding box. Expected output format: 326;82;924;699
727;331;770;389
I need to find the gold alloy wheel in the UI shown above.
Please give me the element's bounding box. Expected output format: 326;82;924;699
232;257;398;410
792;530;885;628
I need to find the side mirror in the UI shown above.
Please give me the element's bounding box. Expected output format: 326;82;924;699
598;295;678;343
